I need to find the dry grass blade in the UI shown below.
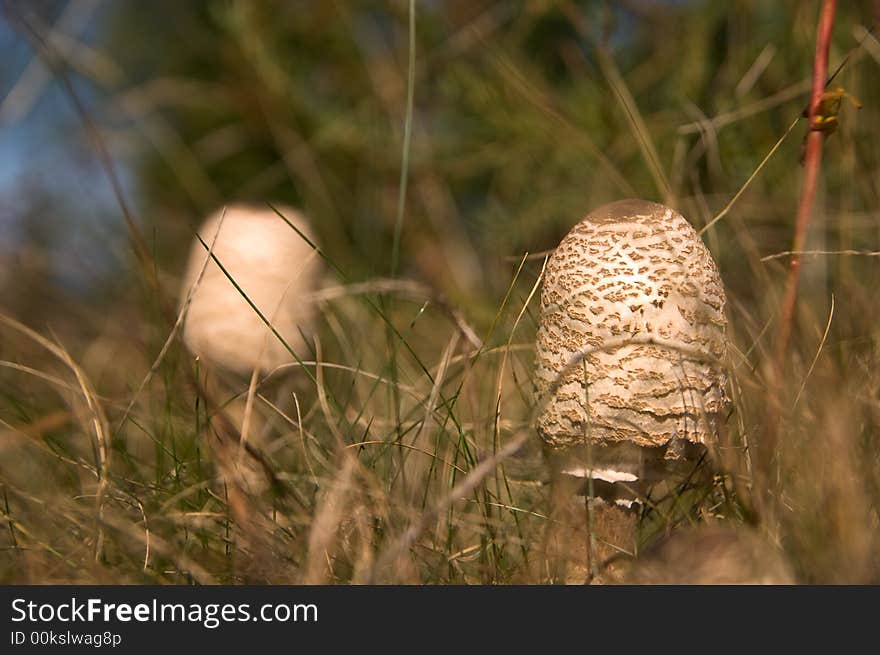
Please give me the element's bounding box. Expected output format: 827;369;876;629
793;295;834;409
303;455;357;584
370;430;530;582
494;255;546;454
0;0;102;124
493;55;637;197
0;314;110;561
678;81;810;135
311;278;482;349
115;208;228;435
762;249;880;261
698;116;800;236
596;48;672;203
99;511;215;584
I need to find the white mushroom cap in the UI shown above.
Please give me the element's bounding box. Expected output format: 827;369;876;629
179;203;321;375
535;199;728;464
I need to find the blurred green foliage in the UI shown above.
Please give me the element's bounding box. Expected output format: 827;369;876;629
101;1;879;312
2;0;878;330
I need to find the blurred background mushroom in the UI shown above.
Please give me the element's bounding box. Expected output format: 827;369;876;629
180;202;321;380
534;199;729;582
172;202;324;580
607;524;795;585
179;202;322;493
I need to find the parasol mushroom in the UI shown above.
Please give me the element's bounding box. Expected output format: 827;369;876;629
534;199;729;581
180;203;321;377
178;203;322;499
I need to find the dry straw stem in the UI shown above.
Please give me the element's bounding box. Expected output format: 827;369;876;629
390;0;416;278
762;249;880;261
793;295;834;409
558;2;671;203
678;81;811;136
98;510;216;585
698;118;800;237
596;49;672;204
493;257;546;467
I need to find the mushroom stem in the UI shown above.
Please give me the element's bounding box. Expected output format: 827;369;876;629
587;498;639;576
545;476;638;584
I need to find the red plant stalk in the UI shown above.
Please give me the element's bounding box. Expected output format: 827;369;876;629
759;1;838;512
774;0;838;376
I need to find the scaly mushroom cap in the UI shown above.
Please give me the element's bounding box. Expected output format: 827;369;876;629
535;199;728;459
180;203;321;375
